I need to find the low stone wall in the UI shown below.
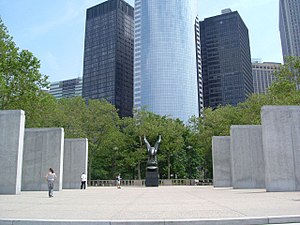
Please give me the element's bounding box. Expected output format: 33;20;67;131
88;179;213;187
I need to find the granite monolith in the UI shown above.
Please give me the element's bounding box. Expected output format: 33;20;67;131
0;110;25;194
212;136;231;187
22;128;64;191
262;106;300;191
230;125;265;189
63;138;88;189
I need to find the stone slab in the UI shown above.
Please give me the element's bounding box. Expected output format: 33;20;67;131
212;136;231;187
261;106;300;191
230;125;265;189
21;128;64;191
0;110;25;195
63;138;88;189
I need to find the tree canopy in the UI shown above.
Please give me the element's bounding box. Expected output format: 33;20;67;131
2;18;300;181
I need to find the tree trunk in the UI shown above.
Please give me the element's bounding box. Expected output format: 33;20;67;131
168;155;171;179
88;156;92;181
137;161;141;180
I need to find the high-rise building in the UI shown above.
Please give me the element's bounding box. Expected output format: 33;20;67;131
279;0;300;59
82;0;134;117
134;0;202;122
195;16;204;117
252;60;281;94
200;10;253;108
49;77;82;99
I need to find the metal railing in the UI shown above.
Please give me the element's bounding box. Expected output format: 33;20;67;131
88;179;213;187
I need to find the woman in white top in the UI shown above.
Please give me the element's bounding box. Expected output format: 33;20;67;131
45;168;57;197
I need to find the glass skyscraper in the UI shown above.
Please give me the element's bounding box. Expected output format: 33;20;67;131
279;0;300;59
83;0;134;117
134;0;201;122
200;10;253;108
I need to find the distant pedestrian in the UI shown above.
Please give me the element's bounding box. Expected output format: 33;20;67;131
116;174;122;189
81;172;87;189
45;168;57;198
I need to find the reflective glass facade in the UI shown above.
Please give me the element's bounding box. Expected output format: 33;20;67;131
279;0;300;59
134;0;200;122
83;0;134;117
200;11;253;108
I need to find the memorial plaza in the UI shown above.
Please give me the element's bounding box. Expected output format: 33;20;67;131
1;108;300;225
0;186;300;225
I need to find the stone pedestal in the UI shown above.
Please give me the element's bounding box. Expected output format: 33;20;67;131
146;169;159;187
0;110;25;195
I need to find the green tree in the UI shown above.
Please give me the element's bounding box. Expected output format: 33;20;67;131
54;97;87;137
158;118;186;179
0;18;49;111
0;18;53;129
193;56;300;178
121;110;164;179
83;99;124;180
121;110;188;180
184;124;204;179
51;97;124;180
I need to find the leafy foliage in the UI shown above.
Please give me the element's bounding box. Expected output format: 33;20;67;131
2;18;300;181
0;18;50;127
193;56;300;177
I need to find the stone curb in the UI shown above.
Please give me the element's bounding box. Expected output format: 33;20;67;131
1;215;300;225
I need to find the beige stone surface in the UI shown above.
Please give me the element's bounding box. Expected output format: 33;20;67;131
0;186;299;222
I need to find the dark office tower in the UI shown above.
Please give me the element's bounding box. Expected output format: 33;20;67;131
82;0;134;117
200;9;253;108
279;0;300;59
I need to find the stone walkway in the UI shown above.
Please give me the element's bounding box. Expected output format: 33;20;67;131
0;186;300;224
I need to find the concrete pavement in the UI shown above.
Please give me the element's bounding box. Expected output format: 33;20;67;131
0;186;300;224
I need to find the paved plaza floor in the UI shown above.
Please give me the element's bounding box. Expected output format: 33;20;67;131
0;186;300;224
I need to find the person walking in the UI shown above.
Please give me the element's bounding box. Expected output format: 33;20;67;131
81;172;87;189
45;168;57;198
116;174;122;189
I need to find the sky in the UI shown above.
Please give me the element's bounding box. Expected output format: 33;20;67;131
0;0;282;82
